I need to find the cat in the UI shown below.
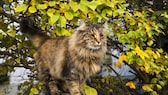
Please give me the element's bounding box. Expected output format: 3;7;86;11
20;17;107;95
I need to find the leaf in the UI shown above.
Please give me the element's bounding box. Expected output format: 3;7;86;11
156;84;162;90
15;4;28;12
38;82;43;90
58;16;66;27
28;49;36;56
104;1;115;8
142;84;153;92
106;8;112;16
48;1;56;7
28;6;37;13
30;87;39;94
37;3;48;10
30;0;37;6
61;28;71;36
153;51;160;59
135;46;143;55
159;81;165;87
55;27;62;36
64;11;73;20
15;58;20;63
69;1;79;12
83;85;98;95
79;4;89;14
163;71;168;78
47;8;55;17
126;81;136;89
60;3;69;10
48;13;60;25
0;33;3;40
117;53;127;68
8;0;13;3
147;40;153;46
7;29;16;37
87;1;101;10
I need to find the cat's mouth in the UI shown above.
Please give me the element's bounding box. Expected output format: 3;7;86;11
86;45;101;50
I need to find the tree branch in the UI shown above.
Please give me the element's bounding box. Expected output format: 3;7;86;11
108;65;131;95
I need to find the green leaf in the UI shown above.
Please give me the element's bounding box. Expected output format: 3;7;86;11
15;58;20;63
56;27;62;36
88;1;101;10
156;84;162;90
28;49;36;56
48;1;56;7
147;40;153;46
49;13;60;25
58;16;66;27
61;28;71;36
159;81;165;87
106;8;112;16
28;6;37;13
64;11;73;20
104;1;115;8
7;29;16;37
79;4;88;14
37;3;48;10
83;85;98;95
69;1;78;12
60;3;69;10
15;4;28;12
0;33;3;40
47;8;55;17
163;71;168;78
113;10;119;17
142;84;153;92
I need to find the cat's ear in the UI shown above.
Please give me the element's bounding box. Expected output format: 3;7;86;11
103;22;108;29
77;20;87;31
101;22;108;32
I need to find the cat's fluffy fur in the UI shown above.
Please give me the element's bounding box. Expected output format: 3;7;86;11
20;18;107;95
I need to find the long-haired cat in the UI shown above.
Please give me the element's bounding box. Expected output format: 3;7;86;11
20;18;107;95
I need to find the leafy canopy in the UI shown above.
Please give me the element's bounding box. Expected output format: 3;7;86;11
0;0;168;95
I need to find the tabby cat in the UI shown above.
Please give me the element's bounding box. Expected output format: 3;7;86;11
20;18;107;95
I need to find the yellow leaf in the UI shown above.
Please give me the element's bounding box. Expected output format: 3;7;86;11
135;46;141;55
135;46;149;60
117;53;127;68
30;0;37;6
28;6;37;13
145;23;151;32
8;0;13;3
155;51;160;58
126;81;136;89
113;62;117;68
153;52;159;59
117;61;122;68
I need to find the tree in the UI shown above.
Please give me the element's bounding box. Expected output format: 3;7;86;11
0;0;168;95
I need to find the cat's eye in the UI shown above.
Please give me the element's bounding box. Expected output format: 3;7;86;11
91;34;95;37
100;33;104;37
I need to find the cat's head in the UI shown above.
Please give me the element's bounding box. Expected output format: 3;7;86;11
75;21;107;50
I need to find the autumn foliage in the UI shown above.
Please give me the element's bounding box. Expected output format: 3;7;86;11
0;0;168;95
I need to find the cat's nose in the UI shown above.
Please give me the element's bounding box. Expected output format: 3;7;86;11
97;42;101;45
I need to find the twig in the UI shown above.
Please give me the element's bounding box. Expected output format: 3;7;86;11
108;65;131;95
